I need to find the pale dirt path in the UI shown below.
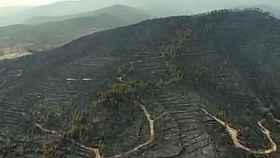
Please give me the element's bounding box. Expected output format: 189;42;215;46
36;102;166;158
201;108;277;155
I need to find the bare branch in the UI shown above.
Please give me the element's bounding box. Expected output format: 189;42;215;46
200;108;277;155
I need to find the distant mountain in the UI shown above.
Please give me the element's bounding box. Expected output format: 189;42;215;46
22;0;115;17
0;5;150;52
25;4;150;25
0;0;141;26
0;14;125;51
1;9;280;158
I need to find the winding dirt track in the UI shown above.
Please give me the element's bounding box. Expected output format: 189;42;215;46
36;102;165;158
200;108;277;155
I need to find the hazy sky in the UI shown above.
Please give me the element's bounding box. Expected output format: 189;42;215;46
0;0;60;7
0;0;279;13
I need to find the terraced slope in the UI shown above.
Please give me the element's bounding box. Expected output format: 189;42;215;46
0;9;280;158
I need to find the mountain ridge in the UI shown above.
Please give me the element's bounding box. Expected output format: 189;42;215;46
25;4;149;25
0;4;150;53
0;9;280;158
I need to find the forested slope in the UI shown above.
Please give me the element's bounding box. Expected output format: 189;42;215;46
0;9;280;158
